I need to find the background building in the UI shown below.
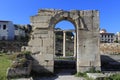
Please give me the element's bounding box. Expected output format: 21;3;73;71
0;20;32;41
14;24;26;40
0;20;15;40
14;24;32;41
0;20;32;52
100;29;115;43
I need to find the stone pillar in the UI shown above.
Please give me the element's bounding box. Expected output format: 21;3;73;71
63;31;66;57
74;33;76;57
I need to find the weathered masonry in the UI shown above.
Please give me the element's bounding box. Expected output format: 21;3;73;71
25;9;101;73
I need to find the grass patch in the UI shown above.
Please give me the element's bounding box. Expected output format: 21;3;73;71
75;67;101;80
75;72;94;80
0;54;12;80
75;72;120;80
75;72;86;77
109;74;120;80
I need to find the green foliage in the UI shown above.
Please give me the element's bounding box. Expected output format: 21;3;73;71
0;54;11;80
0;53;30;79
75;67;101;80
75;72;86;77
114;40;118;43
18;35;31;42
75;72;94;80
0;75;6;80
85;77;94;80
55;29;74;41
66;52;73;56
86;67;101;73
11;58;27;68
10;52;29;68
21;51;31;55
109;74;120;80
8;53;18;60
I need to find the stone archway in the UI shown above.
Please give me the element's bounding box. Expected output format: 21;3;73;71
26;9;101;73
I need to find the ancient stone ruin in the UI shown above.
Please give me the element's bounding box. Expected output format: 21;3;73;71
25;9;101;73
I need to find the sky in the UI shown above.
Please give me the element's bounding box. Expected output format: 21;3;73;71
0;0;120;33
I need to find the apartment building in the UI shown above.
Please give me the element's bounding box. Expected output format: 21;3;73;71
0;20;14;40
100;29;115;43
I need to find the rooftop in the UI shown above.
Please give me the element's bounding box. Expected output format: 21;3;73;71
0;20;10;23
100;33;114;35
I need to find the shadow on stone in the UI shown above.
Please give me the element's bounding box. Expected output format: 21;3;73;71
54;60;76;75
101;55;120;71
29;55;58;80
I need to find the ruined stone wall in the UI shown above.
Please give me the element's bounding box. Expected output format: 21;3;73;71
77;10;100;72
100;43;120;71
100;43;120;54
26;9;101;73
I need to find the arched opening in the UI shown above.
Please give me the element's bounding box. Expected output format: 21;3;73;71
55;20;75;30
54;20;77;74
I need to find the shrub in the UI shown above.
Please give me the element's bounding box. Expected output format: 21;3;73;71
109;74;120;80
75;67;101;80
75;72;86;77
86;67;101;73
21;51;31;55
8;53;18;60
0;75;6;80
11;58;27;68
